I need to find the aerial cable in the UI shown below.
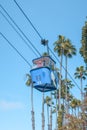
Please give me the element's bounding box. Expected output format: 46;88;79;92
0;10;38;57
0;4;41;57
0;32;32;68
12;1;81;91
14;0;43;40
13;0;81;91
13;0;51;54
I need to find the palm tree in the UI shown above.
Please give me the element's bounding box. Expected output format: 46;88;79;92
54;36;76;111
26;74;35;130
54;35;76;128
74;66;87;101
63;39;76;114
54;35;66;110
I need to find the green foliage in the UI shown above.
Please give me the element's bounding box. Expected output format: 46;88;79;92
26;74;32;86
59;114;85;130
74;66;87;80
58;110;63;129
44;96;52;106
54;35;76;57
42;52;49;56
80;21;87;64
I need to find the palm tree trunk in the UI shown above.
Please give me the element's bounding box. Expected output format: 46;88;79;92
55;90;58;130
47;105;50;130
65;55;68;114
31;84;35;130
77;107;79;118
50;108;52;130
59;49;63;110
42;91;45;130
50;92;52;130
72;108;74;115
81;77;83;102
75;108;76;117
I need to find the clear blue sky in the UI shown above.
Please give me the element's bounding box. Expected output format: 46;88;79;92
0;0;87;130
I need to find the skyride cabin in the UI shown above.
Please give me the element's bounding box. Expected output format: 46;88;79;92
30;56;58;92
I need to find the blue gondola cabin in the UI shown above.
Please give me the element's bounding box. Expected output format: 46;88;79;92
30;56;57;92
